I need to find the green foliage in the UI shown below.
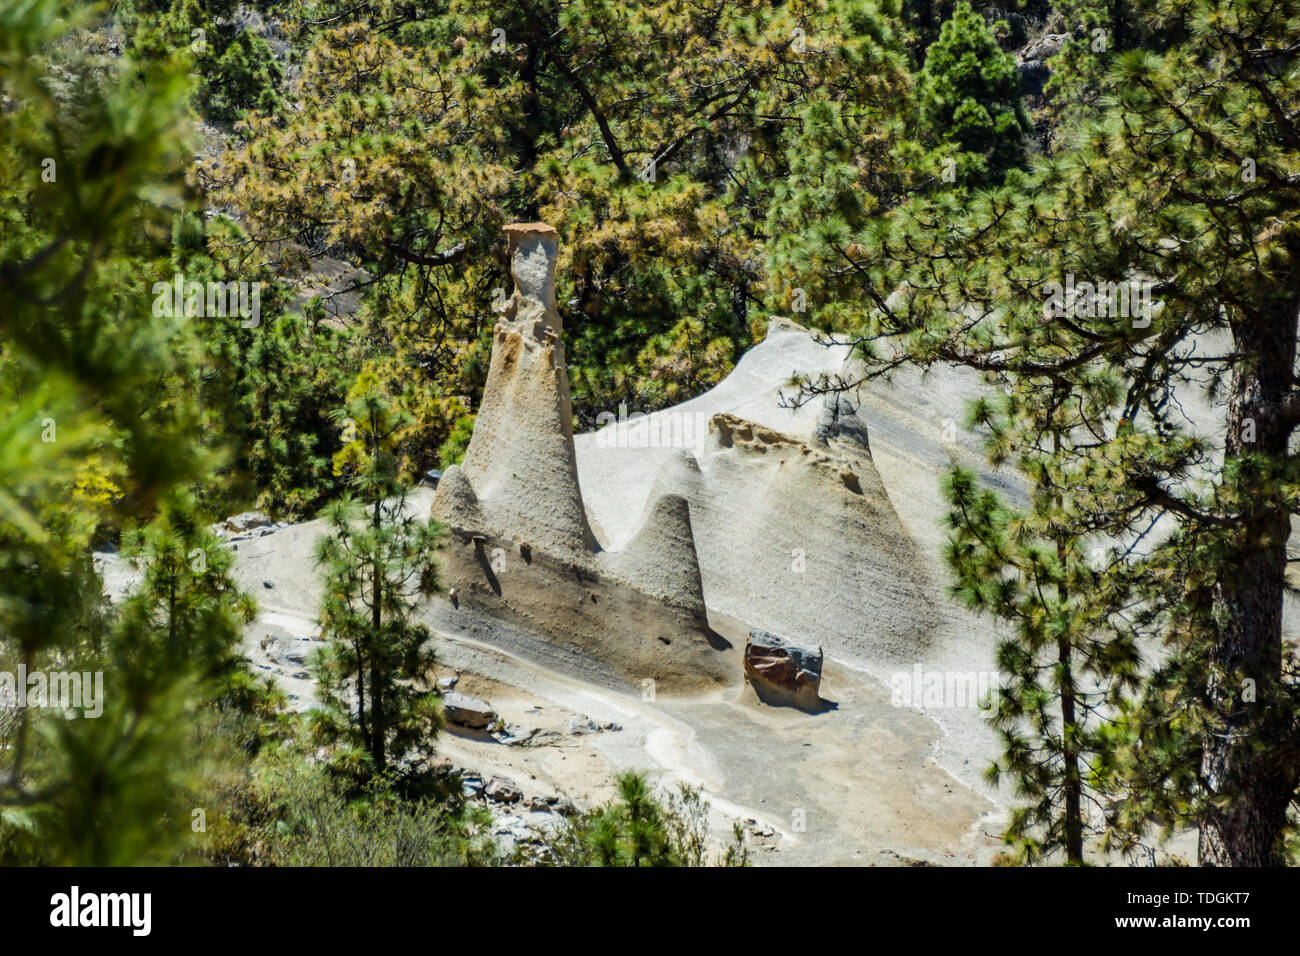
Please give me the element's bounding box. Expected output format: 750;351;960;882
438;413;476;469
209;0;932;448
0;0;246;865
815;0;1300;865
943;456;1140;864
900;0;1047;53
124;0;283;123
543;772;750;866
0;488;283;866
116;492;263;700
224;746;500;866
171;211;357;518
759;8;926;331
206;28;282;122
310;373;446;776
9;0;1300;871
919;0;1028;184
1041;0;1186;133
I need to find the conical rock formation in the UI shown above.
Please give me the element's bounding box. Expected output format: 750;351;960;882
430;224;725;690
454;223;595;557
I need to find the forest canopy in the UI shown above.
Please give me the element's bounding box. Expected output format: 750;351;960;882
1;0;1299;870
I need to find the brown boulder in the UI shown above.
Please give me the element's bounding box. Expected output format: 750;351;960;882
744;629;823;710
442;690;497;729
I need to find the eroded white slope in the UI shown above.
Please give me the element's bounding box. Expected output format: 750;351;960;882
575;318;1012;794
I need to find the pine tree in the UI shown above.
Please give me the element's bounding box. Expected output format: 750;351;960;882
548;772;750;866
116;492;259;705
918;0;1029;184
0;1;262;863
310;371;446;776
943;393;1140;864
167;210;358;519
208;0;926;449
810;0;1300;867
206;28;282;123
124;0;282;123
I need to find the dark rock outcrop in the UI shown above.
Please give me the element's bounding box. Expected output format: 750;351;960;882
744;629;823;710
442;690;497;729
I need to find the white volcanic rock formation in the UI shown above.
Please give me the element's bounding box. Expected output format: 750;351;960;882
434;225;1009;758
576;318;946;668
455;223;596;558
430;224;727;690
573;315;1022;779
580;399;944;669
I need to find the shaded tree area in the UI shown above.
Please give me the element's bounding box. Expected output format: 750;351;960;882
5;0;1298;870
198;0;937;451
797;0;1300;865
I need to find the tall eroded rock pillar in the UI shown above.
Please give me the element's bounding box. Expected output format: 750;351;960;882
427;223;724;690
440;223;596;555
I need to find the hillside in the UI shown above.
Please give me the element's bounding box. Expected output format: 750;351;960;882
4;0;1300;886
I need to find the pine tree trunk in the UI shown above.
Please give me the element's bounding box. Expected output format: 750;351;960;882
1058;634;1084;864
1057;523;1084;863
1199;307;1297;866
371;555;385;772
1199;517;1290;866
369;444;387;773
354;638;368;746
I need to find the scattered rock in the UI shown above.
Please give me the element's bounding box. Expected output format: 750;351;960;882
485;776;523;804
437;675;459;691
492;812;544;848
744;629;823;710
492;723;555;747
1020;32;1069;62
225;511;272;534
567;715;622;735
442;690;497;729
748;816;774;858
460;773;485;798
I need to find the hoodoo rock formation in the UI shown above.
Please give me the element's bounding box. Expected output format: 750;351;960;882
576;335;944;676
430;224;728;690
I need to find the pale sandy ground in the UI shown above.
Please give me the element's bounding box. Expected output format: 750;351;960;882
94;319;1251;865
428;610;1005;865
176;360;1016;867
94;475;1001;865
191;513;1006;864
